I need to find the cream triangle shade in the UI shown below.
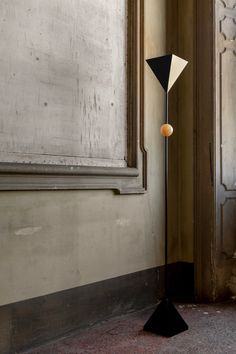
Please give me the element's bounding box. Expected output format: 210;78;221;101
146;54;188;92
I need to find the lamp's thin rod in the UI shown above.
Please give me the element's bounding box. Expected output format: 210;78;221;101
164;92;168;298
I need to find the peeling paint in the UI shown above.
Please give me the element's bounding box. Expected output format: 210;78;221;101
14;226;42;236
116;219;130;227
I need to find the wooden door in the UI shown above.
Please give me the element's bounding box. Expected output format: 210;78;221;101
215;0;236;298
195;0;236;300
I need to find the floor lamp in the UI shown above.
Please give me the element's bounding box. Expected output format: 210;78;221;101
144;54;188;337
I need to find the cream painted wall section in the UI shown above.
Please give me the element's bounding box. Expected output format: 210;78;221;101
0;0;166;306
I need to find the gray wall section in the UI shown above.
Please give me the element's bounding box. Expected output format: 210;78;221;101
0;0;127;168
0;0;193;307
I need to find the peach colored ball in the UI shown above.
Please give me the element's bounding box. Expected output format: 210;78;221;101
160;124;174;137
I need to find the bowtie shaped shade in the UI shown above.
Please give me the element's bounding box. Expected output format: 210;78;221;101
146;54;188;92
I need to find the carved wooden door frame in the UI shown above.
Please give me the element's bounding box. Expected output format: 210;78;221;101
195;0;236;300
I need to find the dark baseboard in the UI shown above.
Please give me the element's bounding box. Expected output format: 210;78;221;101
167;262;194;302
0;262;193;354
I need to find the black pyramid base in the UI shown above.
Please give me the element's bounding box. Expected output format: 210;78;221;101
143;298;188;337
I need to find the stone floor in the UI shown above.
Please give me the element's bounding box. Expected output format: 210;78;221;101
25;301;236;354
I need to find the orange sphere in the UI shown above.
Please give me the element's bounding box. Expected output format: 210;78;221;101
160;124;173;137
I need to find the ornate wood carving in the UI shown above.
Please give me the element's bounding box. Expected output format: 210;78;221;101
215;0;236;297
195;0;236;300
217;0;236;191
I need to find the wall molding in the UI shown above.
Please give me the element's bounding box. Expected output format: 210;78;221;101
0;0;147;194
194;0;216;301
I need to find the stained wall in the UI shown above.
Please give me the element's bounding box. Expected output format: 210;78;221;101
0;0;169;306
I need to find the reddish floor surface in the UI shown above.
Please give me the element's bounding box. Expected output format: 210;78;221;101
25;302;236;354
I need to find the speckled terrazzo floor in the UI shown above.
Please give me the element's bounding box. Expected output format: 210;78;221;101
24;302;236;354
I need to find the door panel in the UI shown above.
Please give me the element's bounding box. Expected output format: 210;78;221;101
215;0;236;298
195;0;236;300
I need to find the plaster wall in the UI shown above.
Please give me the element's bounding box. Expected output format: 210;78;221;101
0;0;128;168
0;0;168;306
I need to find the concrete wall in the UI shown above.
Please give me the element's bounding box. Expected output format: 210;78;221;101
0;0;168;306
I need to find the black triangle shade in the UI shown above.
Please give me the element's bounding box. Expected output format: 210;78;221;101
146;55;172;92
146;54;188;93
